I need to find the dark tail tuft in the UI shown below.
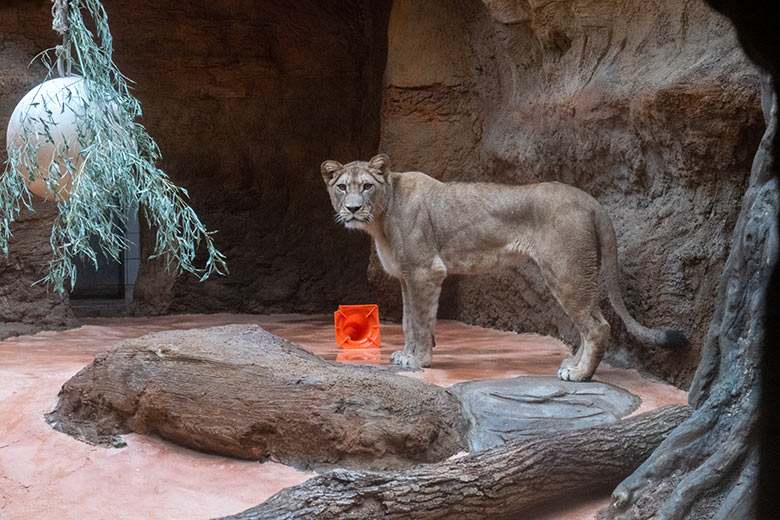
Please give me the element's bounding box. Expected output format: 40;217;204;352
663;330;688;349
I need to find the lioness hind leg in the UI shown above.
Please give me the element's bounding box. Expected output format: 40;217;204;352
536;244;608;382
557;311;610;382
391;270;443;369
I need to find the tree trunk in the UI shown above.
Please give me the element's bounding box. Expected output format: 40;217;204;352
46;324;465;471
219;405;691;520
599;37;779;520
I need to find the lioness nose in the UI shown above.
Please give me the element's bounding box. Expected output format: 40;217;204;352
346;205;362;214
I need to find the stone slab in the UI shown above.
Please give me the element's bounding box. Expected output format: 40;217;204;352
451;376;641;451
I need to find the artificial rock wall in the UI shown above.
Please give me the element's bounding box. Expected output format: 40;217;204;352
0;3;78;338
2;0;393;331
0;0;391;328
0;1;763;388
121;0;393;315
374;0;763;387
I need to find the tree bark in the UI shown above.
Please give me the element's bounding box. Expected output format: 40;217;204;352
599;48;779;519
46;324;464;471
219;404;691;520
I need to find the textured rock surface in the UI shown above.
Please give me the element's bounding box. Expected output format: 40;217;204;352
0;200;79;339
451;376;640;451
375;0;764;387
599;8;779;515
0;1;764;389
119;0;393;316
47;324;465;471
1;1;391;318
0;5;78;337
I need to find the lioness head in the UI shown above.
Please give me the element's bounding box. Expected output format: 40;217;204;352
321;154;390;230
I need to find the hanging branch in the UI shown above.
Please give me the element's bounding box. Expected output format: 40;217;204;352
0;0;227;292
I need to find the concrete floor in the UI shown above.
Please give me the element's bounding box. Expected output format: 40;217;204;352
0;313;687;519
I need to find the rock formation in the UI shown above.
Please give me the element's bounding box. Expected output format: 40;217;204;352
0;0;392;321
0;1;765;388
598;0;780;516
600;69;776;520
0;6;79;338
0;199;79;339
120;0;393;316
375;0;764;388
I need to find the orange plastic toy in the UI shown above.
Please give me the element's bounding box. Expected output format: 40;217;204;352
334;304;381;349
336;349;381;364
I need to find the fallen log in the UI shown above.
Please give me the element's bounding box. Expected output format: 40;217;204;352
46;324;465;470
219;404;691;520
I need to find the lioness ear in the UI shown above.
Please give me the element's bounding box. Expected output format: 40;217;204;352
321;160;343;184
368;154;389;172
367;154;390;181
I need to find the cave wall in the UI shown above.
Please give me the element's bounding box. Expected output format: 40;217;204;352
0;1;763;388
1;1;392;319
0;2;78;339
375;0;764;387
4;0;388;336
119;0;393;314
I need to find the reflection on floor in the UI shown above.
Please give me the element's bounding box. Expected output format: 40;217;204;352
0;313;686;520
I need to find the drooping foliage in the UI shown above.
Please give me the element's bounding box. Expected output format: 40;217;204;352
0;0;227;292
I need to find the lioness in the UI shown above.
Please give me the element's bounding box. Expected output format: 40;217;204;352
321;154;687;381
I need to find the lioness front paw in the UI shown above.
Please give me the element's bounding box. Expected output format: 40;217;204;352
557;366;593;382
390;350;428;369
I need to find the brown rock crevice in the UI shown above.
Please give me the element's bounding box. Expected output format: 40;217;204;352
121;0;393;316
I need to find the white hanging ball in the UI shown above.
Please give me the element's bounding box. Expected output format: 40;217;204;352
5;76;87;201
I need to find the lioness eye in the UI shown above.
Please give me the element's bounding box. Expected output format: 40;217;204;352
337;184;347;192
362;183;373;191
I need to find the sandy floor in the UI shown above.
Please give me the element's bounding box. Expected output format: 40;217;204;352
0;313;687;519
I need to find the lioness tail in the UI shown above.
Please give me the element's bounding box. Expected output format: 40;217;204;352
597;210;688;349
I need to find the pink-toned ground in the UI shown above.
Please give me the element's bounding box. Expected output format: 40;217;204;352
0;313;687;519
